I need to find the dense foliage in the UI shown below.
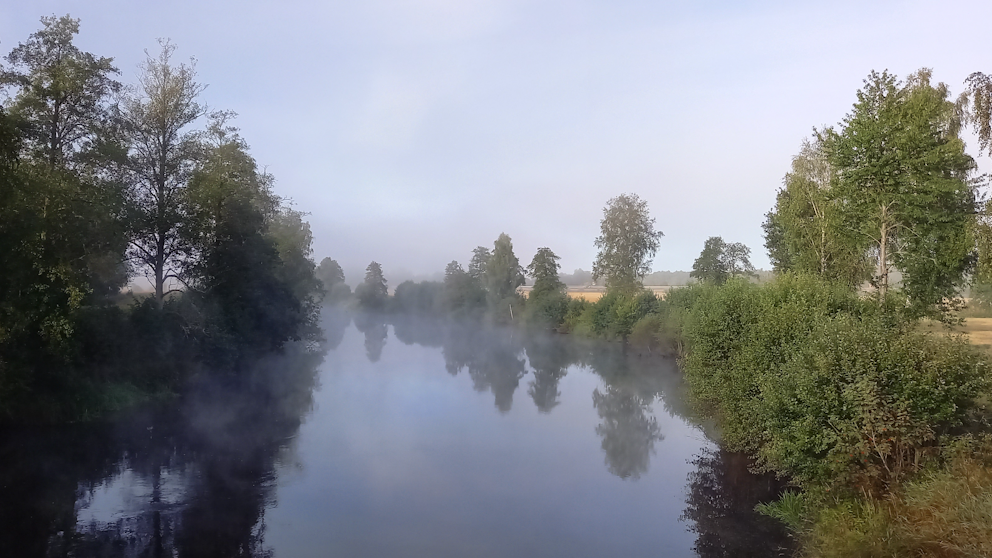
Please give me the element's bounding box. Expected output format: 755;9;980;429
677;276;988;489
689;236;756;285
592;193;663;294
0;17;322;421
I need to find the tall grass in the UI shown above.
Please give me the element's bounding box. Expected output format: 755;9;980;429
804;452;992;557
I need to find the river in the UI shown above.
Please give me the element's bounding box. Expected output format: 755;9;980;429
0;310;790;557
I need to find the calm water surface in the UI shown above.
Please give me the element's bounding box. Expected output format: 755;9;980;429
0;311;789;557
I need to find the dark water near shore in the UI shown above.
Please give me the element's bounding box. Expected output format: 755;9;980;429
0;310;790;557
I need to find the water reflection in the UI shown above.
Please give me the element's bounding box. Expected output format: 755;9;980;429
440;325;527;413
0;342;323;557
682;448;793;557
524;335;571;413
353;312;388;362
592;386;663;480
0;314;795;557
321;307;352;350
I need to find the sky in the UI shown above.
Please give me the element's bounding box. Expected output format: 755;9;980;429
4;0;992;283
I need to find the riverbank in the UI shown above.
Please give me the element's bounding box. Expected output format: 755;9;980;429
661;275;992;557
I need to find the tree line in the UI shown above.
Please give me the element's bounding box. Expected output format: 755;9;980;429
318;66;992;556
0;16;322;421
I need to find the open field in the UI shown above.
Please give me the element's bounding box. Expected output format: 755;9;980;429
516;285;675;302
919;316;992;353
962;318;992;349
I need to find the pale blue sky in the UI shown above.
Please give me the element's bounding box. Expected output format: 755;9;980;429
4;1;991;281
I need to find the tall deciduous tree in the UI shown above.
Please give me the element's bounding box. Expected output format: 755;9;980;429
962;71;992;157
723;242;756;279
485;233;525;318
764;137;869;286
691;237;729;285
526;247;568;327
443;260;482;317
691;237;756;285
825;69;976;313
0;15;126;321
117;40;207;309
1;15;120;167
468;246;491;283
592;193;663;294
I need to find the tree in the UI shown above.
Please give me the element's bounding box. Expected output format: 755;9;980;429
691;237;729;285
0;15;120;167
468;246;491;282
485;233;525;319
691;237;756;285
526;247;568;327
183;127;319;353
356;261;388;311
764;137;870;287
316;257;349;304
117;40;207;309
0;15;127;299
723;242;756;279
316;258;344;290
592;193;663;294
762;209;793;273
443;260;485;318
825;69;976;313
962;71;992;157
526;247;565;299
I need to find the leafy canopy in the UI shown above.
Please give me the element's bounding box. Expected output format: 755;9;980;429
592;193;663;294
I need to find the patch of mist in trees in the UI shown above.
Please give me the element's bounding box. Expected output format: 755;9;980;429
681;448;793;558
0;341;324;557
319;307;352;351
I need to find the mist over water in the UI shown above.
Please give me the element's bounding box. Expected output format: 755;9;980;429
0;310;789;557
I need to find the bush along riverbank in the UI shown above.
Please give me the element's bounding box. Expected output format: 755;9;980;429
660;273;992;557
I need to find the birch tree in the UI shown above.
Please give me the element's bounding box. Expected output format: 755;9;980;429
118;40;206;309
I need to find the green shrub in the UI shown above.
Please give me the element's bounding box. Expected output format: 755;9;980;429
560;297;592;334
680;274;862;453
678;273;989;490
759;316;989;490
525;291;569;328
628;314;663;352
585;290;660;340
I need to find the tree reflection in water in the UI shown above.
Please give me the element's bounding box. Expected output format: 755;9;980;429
320;306;352;350
0;342;324;557
682;448;793;558
440;324;527;413
592;386;663;480
524;334;571;413
353;312;388;362
0;317;798;556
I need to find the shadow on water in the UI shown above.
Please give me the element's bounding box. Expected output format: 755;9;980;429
0;341;325;558
682;449;793;557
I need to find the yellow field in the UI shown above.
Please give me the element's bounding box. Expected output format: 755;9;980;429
516;286;673;302
566;289;605;302
963;318;992;348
